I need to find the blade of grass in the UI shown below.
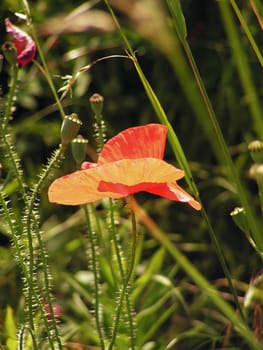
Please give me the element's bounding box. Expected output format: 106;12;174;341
230;0;263;67
166;0;262;252
218;0;263;139
132;200;263;350
104;0;248;321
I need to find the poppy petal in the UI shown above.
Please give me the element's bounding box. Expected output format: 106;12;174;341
99;181;201;210
98;158;185;184
98;124;168;163
48;167;123;205
5;18;36;67
48;158;184;205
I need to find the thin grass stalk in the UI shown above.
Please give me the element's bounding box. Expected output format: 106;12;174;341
131;200;263;350
20;0;65;120
83;204;105;350
167;0;263;255
104;0;248;319
230;0;263;67
218;0;263;139
108;196;137;350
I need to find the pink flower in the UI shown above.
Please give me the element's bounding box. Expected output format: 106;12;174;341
48;124;201;210
5;18;36;67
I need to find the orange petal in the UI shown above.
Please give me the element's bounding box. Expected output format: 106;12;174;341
98;158;185;184
99;181;201;210
48;167;123;205
98;124;168;163
48;158;184;205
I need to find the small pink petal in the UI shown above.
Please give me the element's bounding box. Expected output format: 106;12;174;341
5;18;36;67
98;124;168;163
81;161;99;170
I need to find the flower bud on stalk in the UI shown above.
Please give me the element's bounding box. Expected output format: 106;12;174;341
248;140;263;164
71;135;88;165
89;93;104;116
230;207;249;234
60;113;82;148
1;42;17;66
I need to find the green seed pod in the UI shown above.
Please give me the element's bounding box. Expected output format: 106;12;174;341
1;41;17;66
89;93;104;115
60;113;82;148
71;135;88;164
230;207;249;234
248;140;263;164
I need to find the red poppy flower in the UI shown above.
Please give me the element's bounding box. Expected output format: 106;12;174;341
48;124;201;210
5;18;36;67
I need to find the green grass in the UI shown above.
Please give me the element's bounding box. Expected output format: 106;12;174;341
0;0;263;349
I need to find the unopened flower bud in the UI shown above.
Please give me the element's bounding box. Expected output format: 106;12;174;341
60;113;82;148
248;140;263;164
71;135;88;164
1;41;17;66
89;93;104;115
249;163;263;180
230;207;249;234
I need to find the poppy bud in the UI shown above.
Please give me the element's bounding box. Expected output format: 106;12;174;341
248;140;263;164
60;113;82;148
1;41;17;66
71;135;88;164
89;93;104;115
230;207;249;234
249;163;263;180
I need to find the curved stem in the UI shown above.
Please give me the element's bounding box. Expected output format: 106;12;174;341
108;196;137;350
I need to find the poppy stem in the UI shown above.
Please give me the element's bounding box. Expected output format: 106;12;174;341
108;196;137;350
83;204;106;350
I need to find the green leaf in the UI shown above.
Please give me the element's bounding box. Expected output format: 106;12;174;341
5;306;17;350
167;0;187;41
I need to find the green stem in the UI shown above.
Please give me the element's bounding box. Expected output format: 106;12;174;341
104;0;248;319
108;199;136;349
3;64;19;128
133;202;263;350
218;0;263;139
230;0;263;67
0;191;57;350
26;147;64;349
1;65;27;202
19;0;65;119
108;197;137;350
83;205;105;350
